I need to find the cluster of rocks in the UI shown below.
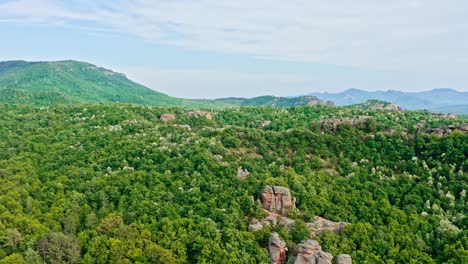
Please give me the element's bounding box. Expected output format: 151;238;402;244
269;232;352;264
426;124;468;136
250;186;349;235
307;216;348;235
319;116;372;132
187;110;213;120
355;100;402;111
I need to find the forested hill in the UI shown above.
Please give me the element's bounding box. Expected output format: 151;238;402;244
0;103;467;263
0;60;330;108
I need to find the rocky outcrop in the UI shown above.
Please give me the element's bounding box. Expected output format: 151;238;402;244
336;254;352;264
320;116;372;132
237;166;250;179
187;111;213;120
307;216;349;235
426;124;468;136
267;234;350;264
269;232;287;264
294;240;333;264
160;113;176;122
261;186;295;215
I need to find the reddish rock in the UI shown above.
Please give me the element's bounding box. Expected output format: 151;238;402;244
261;186;295;215
269;232;287;264
160;113;176;122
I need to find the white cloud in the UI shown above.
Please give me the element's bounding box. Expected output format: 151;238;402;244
1;0;467;74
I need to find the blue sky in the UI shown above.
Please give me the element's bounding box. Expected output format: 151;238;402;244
0;0;467;98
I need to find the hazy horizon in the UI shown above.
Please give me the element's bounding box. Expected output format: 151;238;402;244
1;0;467;98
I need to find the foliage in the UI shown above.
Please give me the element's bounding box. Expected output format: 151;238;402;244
0;103;466;263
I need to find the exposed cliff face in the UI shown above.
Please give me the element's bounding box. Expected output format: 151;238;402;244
261;186;296;215
269;232;287;264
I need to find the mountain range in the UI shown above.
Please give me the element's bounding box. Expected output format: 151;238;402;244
306;88;468;114
0;60;466;113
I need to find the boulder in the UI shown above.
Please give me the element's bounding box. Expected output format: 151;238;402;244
260;120;272;129
249;219;264;231
294;240;333;264
316;251;333;264
294;240;321;264
160;113;176;122
237;166;250;179
269;232;287;264
261;186;295;215
336;254;352;264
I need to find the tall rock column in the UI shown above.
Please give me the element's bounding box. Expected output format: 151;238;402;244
269;232;287;264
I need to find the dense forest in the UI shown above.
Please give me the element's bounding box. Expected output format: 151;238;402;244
0;103;466;263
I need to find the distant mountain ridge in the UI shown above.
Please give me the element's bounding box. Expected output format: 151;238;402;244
0;60;331;108
307;88;468;113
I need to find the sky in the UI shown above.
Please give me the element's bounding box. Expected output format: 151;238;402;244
0;0;467;98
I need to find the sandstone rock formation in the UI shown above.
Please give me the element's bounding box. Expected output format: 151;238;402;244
269;232;287;264
261;186;295;215
237;166;250;179
307;216;349;235
160;113;176;122
336;254;352;264
294;240;333;264
187;111;213;120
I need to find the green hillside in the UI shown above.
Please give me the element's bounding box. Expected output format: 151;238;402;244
0;60;183;106
0;60;334;108
0;103;466;263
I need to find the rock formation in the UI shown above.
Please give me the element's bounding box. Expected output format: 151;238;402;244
319;116;372;132
294;240;333;264
307;216;349;235
160;113;176;122
260;120;272;129
336;254;352;264
187;111;213;120
269;232;287;264
267;234;351;264
261;186;295;215
237;166;250;179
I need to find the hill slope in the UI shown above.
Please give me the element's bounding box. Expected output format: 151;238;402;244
308;88;468;113
0;60;333;108
0;60;183;106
